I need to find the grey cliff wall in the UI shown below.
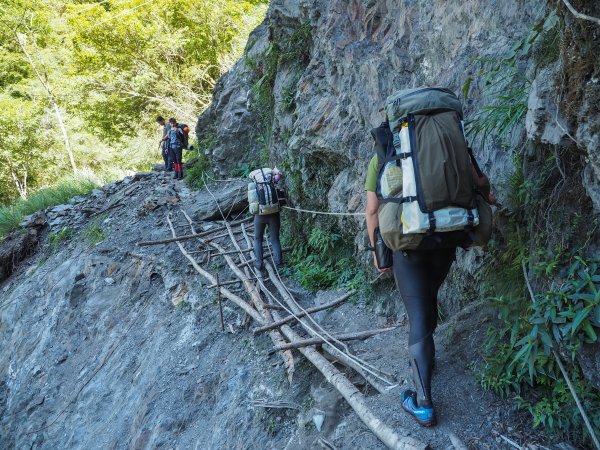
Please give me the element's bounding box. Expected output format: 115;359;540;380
198;0;599;218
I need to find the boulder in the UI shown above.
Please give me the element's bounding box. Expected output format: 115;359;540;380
191;179;249;221
525;62;572;146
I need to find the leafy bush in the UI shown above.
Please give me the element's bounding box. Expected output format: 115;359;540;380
185;153;211;190
281;225;365;293
230;164;252;178
480;256;600;444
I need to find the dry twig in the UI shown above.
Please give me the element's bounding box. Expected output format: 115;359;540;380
561;0;600;25
253;290;356;335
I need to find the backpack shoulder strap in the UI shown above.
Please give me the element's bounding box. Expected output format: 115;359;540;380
467;147;484;178
370;122;395;174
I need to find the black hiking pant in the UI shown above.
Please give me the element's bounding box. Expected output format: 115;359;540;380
392;248;456;407
253;213;282;271
171;146;183;165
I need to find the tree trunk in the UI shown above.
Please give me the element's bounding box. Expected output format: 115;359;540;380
16;32;77;173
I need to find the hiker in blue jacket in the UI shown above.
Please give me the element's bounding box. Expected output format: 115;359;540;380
165;118;184;179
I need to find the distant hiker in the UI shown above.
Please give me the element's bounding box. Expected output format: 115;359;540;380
156;116;173;172
365;87;495;427
166;118;185;179
248;167;286;273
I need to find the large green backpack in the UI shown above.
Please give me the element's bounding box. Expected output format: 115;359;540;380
375;87;489;251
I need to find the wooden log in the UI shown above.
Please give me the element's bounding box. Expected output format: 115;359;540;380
263;263;427;450
217;274;224;332
206;277;258;289
264;304;285;311
321;345;396;395
165;214;264;324
193;246;291;258
262;262;397;386
269;327;396;352
136;216;253;246
253;290;356;335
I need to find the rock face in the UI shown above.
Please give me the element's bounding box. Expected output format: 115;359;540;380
196;0;600;390
195;24;269;174
201;0;546;200
199;0;599;217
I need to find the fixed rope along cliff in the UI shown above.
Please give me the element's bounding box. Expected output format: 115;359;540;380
282;205;365;216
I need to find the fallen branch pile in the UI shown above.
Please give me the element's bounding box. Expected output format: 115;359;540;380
136;207;434;449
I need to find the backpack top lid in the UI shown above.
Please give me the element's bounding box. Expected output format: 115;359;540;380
385;87;463;132
249;168;273;183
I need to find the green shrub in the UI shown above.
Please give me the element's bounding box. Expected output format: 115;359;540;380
281;225;365;293
230;163;251;178
185;122;214;189
48;227;74;250
185;153;211;190
82;220;106;245
479;258;600;444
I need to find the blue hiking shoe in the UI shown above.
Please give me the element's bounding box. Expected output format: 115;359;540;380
401;389;436;427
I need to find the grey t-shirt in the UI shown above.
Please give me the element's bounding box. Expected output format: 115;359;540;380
162;124;171;150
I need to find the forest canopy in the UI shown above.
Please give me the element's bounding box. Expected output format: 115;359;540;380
0;0;268;205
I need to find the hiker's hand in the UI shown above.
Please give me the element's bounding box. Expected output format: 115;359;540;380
487;192;497;205
373;255;392;273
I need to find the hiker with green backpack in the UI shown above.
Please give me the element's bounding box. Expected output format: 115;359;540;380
364;87;496;427
248;167;286;273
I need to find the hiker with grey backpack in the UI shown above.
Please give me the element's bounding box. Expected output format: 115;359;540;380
248;167;286;274
365;87;496;427
162;118;192;179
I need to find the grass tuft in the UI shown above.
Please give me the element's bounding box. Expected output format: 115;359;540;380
0;171;101;239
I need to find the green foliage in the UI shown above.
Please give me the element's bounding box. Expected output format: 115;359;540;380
68;0;268;138
281;224;363;293
279;21;312;66
479;258;600;444
0;98;58;204
281;84;296;112
465;11;559;149
48;227;74;250
0;172;100;238
0;0;265;203
185;152;211;190
82;219;107;245
230;163;252;178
